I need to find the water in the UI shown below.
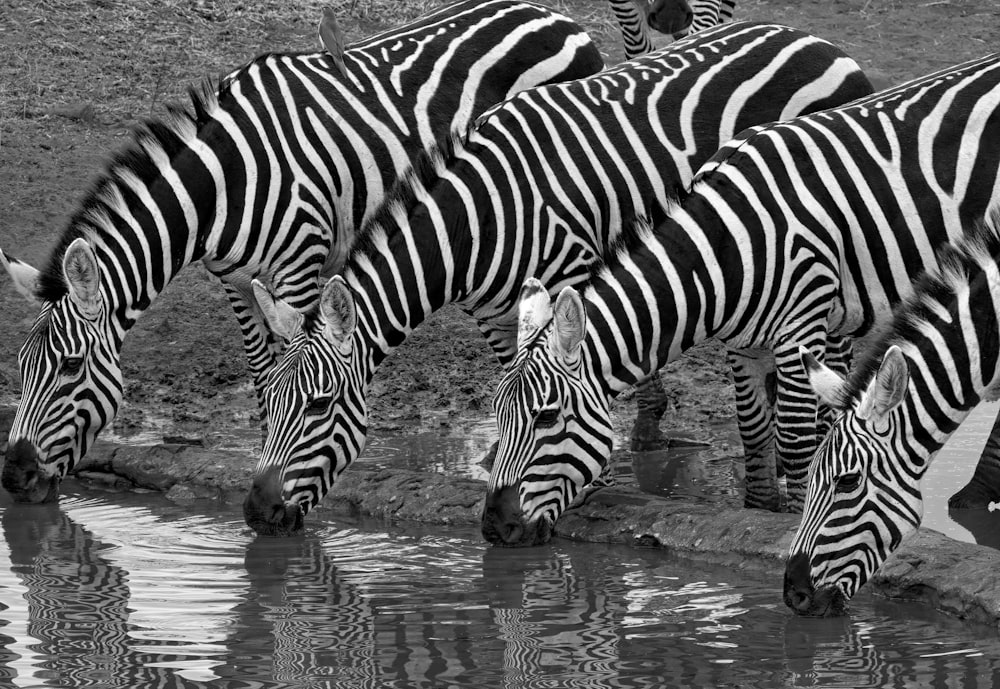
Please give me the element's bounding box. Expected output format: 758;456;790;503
1;487;999;689
920;400;1000;547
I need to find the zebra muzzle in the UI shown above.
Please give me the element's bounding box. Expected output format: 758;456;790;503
243;466;305;537
481;484;553;547
2;439;61;504
783;553;848;617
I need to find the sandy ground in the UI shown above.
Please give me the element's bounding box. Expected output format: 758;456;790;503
1;0;998;455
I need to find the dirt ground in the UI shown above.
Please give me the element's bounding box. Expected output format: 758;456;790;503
0;0;998;454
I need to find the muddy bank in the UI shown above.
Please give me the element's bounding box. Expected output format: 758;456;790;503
36;438;1000;629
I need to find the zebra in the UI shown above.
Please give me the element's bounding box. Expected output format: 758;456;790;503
784;206;1000;617
486;50;1000;545
608;0;738;449
0;0;603;505
610;0;737;58
243;21;873;536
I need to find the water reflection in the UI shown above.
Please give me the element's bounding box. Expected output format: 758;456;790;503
624;440;741;505
225;535;382;686
231;533;490;687
482;546;623;687
1;491;1000;688
0;502;194;687
784;600;1000;688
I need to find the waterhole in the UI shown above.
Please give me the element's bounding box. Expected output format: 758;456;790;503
1;488;999;688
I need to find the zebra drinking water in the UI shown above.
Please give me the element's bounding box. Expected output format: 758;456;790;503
243;21;872;536
784;207;1000;616
0;0;603;504
486;51;1000;545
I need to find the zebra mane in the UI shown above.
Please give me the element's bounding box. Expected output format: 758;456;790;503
586;189;688;282
296;126;475;331
35;80;222;302
347;125;474;267
833;207;1000;408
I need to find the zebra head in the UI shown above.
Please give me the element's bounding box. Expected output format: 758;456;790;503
644;0;694;35
485;279;613;547
784;345;916;617
0;238;123;503
243;276;367;536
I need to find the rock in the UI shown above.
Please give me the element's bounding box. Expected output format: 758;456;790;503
107;443;255;494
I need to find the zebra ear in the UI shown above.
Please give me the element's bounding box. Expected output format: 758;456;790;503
320;275;356;354
517;277;553;348
252;279;303;343
551;287;586;364
63;238;103;320
857;345;909;423
799;346;847;408
0;248;42;304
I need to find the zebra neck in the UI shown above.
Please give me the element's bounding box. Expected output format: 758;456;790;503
582;191;745;395
342;183;476;366
82;130;227;335
863;239;1000;472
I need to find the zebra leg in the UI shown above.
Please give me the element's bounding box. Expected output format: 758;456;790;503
630;373;670;451
223;282;287;438
774;338;831;513
727;348;780;511
949;410;1000;508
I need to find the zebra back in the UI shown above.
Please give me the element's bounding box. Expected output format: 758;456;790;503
244;21;873;537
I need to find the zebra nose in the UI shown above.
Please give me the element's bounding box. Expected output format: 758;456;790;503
2;439;60;504
648;0;693;34
243;466;305;537
481;485;528;546
783;552;818;614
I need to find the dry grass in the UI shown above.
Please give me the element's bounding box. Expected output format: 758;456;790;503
3;0;979;128
0;0;628;125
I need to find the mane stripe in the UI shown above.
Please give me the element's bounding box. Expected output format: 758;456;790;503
836;208;1000;407
36;81;223;303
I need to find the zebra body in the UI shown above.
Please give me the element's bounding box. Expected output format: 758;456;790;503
0;0;602;504
608;0;737;451
488;51;1000;544
610;0;737;58
784;208;1000;616
245;21;872;536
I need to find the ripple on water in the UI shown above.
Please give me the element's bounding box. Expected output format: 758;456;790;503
1;488;1000;688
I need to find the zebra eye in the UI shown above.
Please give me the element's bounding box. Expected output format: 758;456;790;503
836;473;861;492
306;396;333;415
535;408;560;429
60;357;84;376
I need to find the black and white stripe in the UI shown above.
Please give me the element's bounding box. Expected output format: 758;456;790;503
487;51;1000;546
0;0;602;504
244;21;872;537
785;206;1000;616
609;0;737;58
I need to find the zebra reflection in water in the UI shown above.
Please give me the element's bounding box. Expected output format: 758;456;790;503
225;534;490;687
1;506;999;687
783;605;1000;688
0;504;187;688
